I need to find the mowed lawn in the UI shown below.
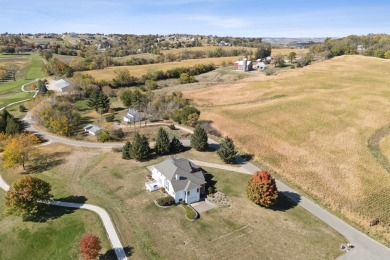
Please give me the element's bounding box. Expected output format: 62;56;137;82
2;144;345;259
0;192;112;260
0;54;44;108
184;55;390;244
81;56;241;81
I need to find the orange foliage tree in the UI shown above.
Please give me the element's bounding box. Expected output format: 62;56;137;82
80;234;102;260
246;171;278;207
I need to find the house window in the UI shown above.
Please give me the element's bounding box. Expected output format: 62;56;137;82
197;188;199;193
187;191;190;195
164;179;169;191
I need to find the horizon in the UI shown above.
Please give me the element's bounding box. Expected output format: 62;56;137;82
2;0;390;38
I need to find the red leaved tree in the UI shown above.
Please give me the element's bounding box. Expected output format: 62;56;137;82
246;171;278;207
80;234;102;260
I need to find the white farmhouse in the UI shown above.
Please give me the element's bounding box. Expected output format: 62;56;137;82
234;58;252;72
84;124;102;136
150;158;206;204
52;79;70;92
123;108;142;123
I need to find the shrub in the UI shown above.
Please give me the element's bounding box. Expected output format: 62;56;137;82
246;171;278;207
168;124;176;130
112;147;122;153
179;73;196;84
208;186;214;194
19;104;27;112
265;68;276;76
106;113;115;122
97;131;111;143
156;196;175;206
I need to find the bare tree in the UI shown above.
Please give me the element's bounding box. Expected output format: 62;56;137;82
6;64;19;81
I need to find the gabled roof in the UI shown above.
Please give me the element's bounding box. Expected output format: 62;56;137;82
154;158;206;192
53;79;70;89
84;124;102;134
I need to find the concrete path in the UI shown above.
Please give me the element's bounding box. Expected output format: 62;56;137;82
191;201;216;213
0;79;39;112
192;159;390;260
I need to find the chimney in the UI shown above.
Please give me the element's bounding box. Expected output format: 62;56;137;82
243;58;248;72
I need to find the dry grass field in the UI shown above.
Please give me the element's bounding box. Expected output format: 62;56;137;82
271;48;309;56
160;46;257;55
184;55;390;244
2;144;345;259
80;57;241;81
53;54;84;64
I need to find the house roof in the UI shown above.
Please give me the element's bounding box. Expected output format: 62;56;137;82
154;158;206;192
84;124;102;134
235;60;252;66
53;79;70;89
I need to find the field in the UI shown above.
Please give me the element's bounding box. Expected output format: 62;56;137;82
113;53;160;62
0;54;45;109
1;144;345;259
271;48;309;56
160;46;257;55
184;55;390;244
53;54;84;64
80;56;241;81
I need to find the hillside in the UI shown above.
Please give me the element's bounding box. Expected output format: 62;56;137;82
184;55;390;244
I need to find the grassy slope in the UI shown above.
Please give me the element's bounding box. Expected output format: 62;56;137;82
0;192;111;260
184;55;390;244
2;144;345;259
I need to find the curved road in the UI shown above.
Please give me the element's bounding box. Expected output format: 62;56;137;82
2;81;390;259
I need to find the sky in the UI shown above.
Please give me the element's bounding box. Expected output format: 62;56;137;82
1;0;390;37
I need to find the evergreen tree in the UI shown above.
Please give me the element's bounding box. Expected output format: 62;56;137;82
217;136;237;164
170;136;184;153
0;109;11;132
122;141;132;160
37;80;47;96
131;133;150;161
98;91;110;113
190;125;208;151
5;117;22;135
88;89;110;113
154;127;170;155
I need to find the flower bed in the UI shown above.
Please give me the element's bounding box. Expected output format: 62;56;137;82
206;191;230;207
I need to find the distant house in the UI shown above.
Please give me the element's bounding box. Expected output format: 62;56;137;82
52;79;71;92
357;45;366;52
123;109;142;123
149;158;206;204
84;124;102;136
234;58;252;72
219;41;229;46
255;60;267;70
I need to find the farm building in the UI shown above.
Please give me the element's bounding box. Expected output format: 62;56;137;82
234;58;252;72
149;157;206;204
123;108;142;123
49;79;71;92
255;60;267;70
84;124;102;136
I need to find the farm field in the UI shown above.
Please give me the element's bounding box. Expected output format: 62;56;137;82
53;54;84;64
184;55;390;244
113;53;160;62
160;46;257;55
0;191;112;260
1;144;345;259
80;56;241;81
271;48;309;56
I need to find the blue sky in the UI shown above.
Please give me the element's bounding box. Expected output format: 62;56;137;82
1;0;390;37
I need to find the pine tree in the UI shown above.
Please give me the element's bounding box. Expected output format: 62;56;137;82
190;125;208;151
122;141;132;160
131;133;150;161
98;91;110;113
37;80;47;96
170;136;184;153
217;136;237;164
246;171;278;207
88;89;110;113
5;116;22;135
154;127;170;155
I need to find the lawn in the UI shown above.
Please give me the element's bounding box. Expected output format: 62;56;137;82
184;55;390;245
1;144;345;259
80;56;241;81
0;191;112;260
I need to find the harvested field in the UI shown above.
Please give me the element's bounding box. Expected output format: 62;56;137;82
184;55;390;244
271;48;309;56
113;53;160;62
80;56;241;81
53;54;84;64
160;46;257;55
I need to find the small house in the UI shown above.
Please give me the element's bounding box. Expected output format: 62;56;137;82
84;124;102;136
234;58;252;72
123;109;142;123
255;61;267;70
149;158;206;204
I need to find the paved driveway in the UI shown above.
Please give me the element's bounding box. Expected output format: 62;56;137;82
191;201;217;213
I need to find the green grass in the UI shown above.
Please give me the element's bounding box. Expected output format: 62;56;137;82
0;192;111;260
24;55;45;80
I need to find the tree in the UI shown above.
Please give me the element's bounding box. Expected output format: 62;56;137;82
37;80;48;96
5;116;22;135
154;127;170;155
255;43;272;59
5;175;53;220
112;68;137;88
288;52;297;63
6;64;19;81
190;125;208;151
122;141;132;159
385;50;390;59
246;171;278;207
217;136;237;164
273;55;285;67
88;89;110;113
186;113;199;127
131;132;150;161
0;68;7;81
179;73;196;84
80;234;102;260
3;133;40;169
170;136;184;153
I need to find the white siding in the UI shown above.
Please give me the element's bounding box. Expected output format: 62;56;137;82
185;188;200;204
